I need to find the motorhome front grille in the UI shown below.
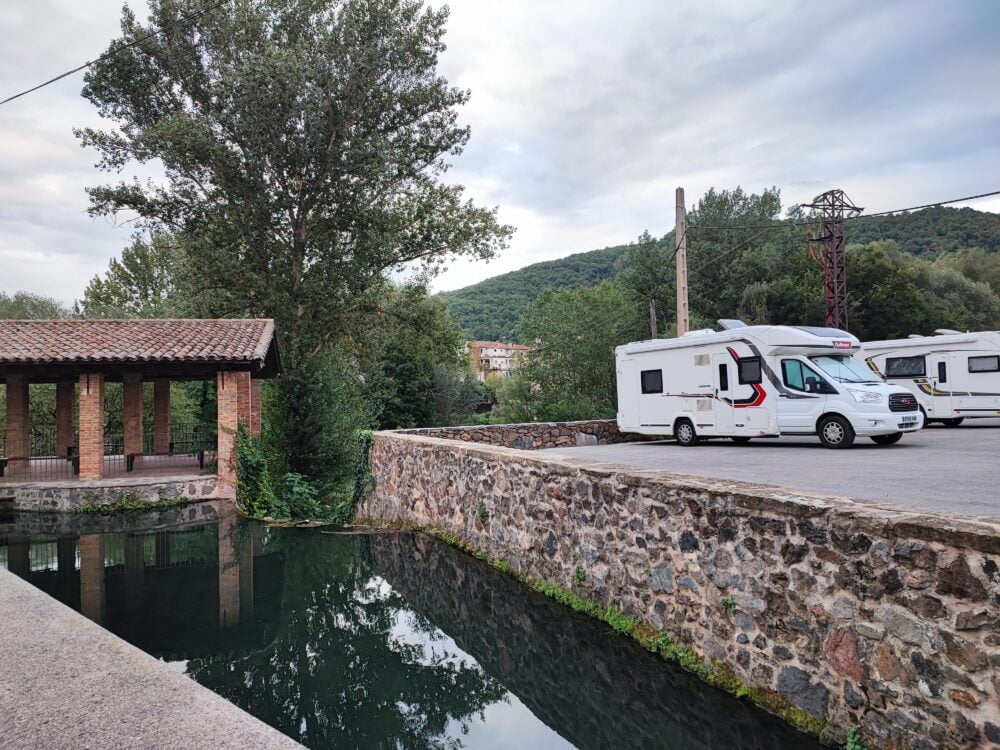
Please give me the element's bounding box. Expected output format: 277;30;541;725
888;393;919;412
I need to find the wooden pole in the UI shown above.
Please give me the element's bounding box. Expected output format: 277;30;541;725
649;298;657;339
675;187;689;336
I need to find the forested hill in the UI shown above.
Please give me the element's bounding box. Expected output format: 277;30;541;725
441;205;1000;341
438;244;628;341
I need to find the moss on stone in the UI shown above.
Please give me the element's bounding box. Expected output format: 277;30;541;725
74;492;200;515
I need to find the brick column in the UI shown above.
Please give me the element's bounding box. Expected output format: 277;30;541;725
55;381;75;457
153;378;171;454
123;373;143;465
234;371;252;430
250;379;263;438
5;375;30;470
215;371;239;498
79;374;105;481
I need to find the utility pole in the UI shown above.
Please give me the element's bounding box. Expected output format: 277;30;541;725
805;189;863;331
649;298;657;338
675;187;689;336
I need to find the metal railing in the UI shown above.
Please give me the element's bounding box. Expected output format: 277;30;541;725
0;428;217;482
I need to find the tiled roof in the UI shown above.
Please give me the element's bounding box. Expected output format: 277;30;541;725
0;319;276;366
468;340;530;351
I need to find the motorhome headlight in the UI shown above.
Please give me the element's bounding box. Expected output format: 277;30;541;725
848;389;882;404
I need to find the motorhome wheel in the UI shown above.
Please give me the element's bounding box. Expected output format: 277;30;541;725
674;419;699;446
940;418;964;427
818;415;855;449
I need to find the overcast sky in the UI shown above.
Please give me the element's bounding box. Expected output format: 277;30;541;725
1;0;999;305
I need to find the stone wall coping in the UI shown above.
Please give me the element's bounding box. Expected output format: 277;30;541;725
395;418;631;433
375;430;1000;555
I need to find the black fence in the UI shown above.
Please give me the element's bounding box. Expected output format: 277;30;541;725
0;428;217;482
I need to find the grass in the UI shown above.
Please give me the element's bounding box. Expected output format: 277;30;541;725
355;516;832;741
75;491;200;515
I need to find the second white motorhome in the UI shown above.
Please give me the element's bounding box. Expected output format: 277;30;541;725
616;321;923;448
856;330;1000;425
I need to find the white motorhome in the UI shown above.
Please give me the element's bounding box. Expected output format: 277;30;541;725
615;321;923;448
856;330;1000;426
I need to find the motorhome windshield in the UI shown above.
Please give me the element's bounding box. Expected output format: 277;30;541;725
809;355;881;383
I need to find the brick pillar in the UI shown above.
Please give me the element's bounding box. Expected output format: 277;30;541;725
79;534;104;624
123;373;143;465
153;378;171;454
234;371;251;430
215;371;239;498
78;374;104;481
5;375;30;470
250;379;263;438
55;381;75;457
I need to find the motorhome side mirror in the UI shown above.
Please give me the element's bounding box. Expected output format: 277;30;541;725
805;377;818;393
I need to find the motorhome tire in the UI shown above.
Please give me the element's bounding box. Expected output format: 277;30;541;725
674;419;699;446
730;436;752;443
941;418;964;427
817;415;855;449
870;432;903;445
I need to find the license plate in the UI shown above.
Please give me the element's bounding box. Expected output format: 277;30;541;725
899;417;917;426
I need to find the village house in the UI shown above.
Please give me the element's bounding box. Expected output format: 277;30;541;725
467;339;529;381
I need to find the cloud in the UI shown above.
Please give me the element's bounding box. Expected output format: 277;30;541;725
0;0;997;304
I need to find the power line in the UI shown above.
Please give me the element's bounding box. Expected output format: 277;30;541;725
0;0;231;107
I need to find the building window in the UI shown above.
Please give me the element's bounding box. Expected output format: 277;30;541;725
640;369;663;394
885;356;926;378
968;355;1000;373
737;357;763;385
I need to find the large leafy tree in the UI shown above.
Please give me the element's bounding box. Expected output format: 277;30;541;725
77;0;510;485
79;0;510;345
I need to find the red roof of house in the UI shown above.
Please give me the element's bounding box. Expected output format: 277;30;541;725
0;319;277;371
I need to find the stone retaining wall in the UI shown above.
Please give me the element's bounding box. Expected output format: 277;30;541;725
3;475;217;512
394;418;660;449
358;430;1000;750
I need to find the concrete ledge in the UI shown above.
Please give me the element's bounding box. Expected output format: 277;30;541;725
0;569;302;750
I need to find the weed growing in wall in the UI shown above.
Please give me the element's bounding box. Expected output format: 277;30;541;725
846;726;869;750
721;597;736;613
574;565;586;584
75;491;199;515
475;499;489;524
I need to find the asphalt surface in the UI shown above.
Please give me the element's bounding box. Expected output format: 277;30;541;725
542;419;1000;521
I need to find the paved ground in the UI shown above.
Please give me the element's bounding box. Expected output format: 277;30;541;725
542;419;1000;520
0;568;301;750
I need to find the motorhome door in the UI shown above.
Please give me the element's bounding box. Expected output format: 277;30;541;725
711;353;735;434
927;353;953;416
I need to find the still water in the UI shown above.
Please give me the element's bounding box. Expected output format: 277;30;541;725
0;504;820;749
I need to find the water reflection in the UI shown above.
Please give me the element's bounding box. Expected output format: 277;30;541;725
0;510;820;750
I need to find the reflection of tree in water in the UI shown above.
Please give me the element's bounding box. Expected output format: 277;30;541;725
185;531;507;749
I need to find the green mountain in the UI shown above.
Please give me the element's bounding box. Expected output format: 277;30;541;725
438;244;628;341
441;206;1000;341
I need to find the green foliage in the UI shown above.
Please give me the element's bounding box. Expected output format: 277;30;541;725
574;565;586;584
846;726;869;750
78;234;178;318
0;291;67;319
721;597;736;613
236;424;279;519
475;499;489;524
352;429;375;507
497;281;645;421
275;472;323;519
618;230;676;338
440;245;627;340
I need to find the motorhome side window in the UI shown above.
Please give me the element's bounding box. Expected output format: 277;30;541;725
737;357;763;384
884;356;925;378
781;359;827;392
640;369;663;394
968;355;1000;373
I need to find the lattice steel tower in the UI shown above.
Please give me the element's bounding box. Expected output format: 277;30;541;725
805;190;863;331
